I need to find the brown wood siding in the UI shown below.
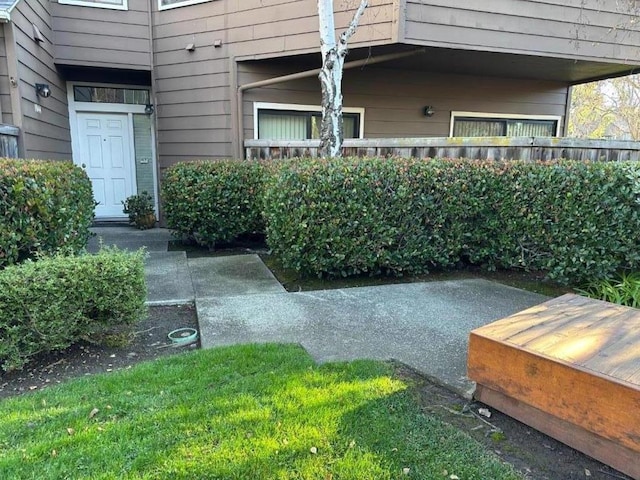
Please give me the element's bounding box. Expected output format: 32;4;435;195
241;64;569;140
51;0;151;70
0;24;13;125
11;0;72;160
403;0;640;66
152;0;396;167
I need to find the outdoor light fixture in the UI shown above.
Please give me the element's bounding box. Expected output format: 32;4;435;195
35;83;51;98
423;105;435;117
32;24;45;43
145;104;155;115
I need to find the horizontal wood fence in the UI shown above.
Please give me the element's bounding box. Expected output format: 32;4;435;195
0;124;19;158
245;137;640;162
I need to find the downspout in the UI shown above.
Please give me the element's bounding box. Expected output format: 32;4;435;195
235;48;425;159
147;0;161;218
4;20;24;157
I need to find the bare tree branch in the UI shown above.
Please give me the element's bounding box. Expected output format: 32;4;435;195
338;0;369;56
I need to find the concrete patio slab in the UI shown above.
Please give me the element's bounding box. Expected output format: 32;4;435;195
197;278;548;398
188;255;286;298
145;251;194;306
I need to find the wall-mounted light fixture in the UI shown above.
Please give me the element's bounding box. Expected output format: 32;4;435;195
35;83;51;98
32;24;45;43
145;104;155;115
423;106;435;117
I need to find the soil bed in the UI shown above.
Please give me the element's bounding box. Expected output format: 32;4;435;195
0;304;198;400
169;237;573;297
397;365;631;480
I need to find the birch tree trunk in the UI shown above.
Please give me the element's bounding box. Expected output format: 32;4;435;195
318;0;368;158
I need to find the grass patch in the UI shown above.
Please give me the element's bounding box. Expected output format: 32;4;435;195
0;345;520;479
576;271;640;308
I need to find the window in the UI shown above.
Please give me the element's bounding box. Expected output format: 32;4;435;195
255;103;364;140
450;112;560;137
74;86;150;105
59;0;127;10
159;0;212;10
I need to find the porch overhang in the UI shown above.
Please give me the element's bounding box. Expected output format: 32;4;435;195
242;43;639;85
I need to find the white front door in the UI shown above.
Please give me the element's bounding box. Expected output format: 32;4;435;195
77;113;134;218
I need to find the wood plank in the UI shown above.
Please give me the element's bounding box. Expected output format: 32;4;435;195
474;384;640;480
538;309;639;365
515;306;619;349
509;299;634;359
582;325;640;384
468;333;640;452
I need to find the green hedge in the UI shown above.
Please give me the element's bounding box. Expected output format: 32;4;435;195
161;160;267;247
0;248;147;372
263;158;640;284
0;159;95;267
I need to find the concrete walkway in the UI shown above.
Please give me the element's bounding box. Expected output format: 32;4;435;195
89;226;548;398
197;280;546;398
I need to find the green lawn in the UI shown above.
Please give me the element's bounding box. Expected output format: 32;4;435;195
0;344;520;479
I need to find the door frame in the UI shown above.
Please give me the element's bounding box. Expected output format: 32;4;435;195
67;82;159;220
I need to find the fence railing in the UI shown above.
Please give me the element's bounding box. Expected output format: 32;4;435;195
0;124;19;158
245;137;640;161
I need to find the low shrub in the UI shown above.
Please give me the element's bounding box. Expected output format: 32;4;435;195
123;191;156;230
0;248;147;372
161;160;266;247
0;159;94;267
263;158;640;285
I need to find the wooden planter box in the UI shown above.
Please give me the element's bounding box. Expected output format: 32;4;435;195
468;294;640;480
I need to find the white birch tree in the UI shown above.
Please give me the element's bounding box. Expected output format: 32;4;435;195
317;0;368;158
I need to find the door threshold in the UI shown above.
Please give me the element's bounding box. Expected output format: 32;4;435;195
92;218;130;227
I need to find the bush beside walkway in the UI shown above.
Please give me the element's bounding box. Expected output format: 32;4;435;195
162;158;640;285
0;248;146;372
0;159;94;267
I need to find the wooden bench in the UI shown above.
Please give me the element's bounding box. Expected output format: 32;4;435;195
468;293;640;480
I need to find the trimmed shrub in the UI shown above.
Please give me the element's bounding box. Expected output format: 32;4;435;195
0;159;94;267
162;160;266;247
0;248;147;371
263;158;640;284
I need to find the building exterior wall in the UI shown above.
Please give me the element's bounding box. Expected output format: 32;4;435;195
11;0;71;160
51;0;152;70
7;0;639;168
241;64;569;141
402;0;640;66
151;0;397;170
